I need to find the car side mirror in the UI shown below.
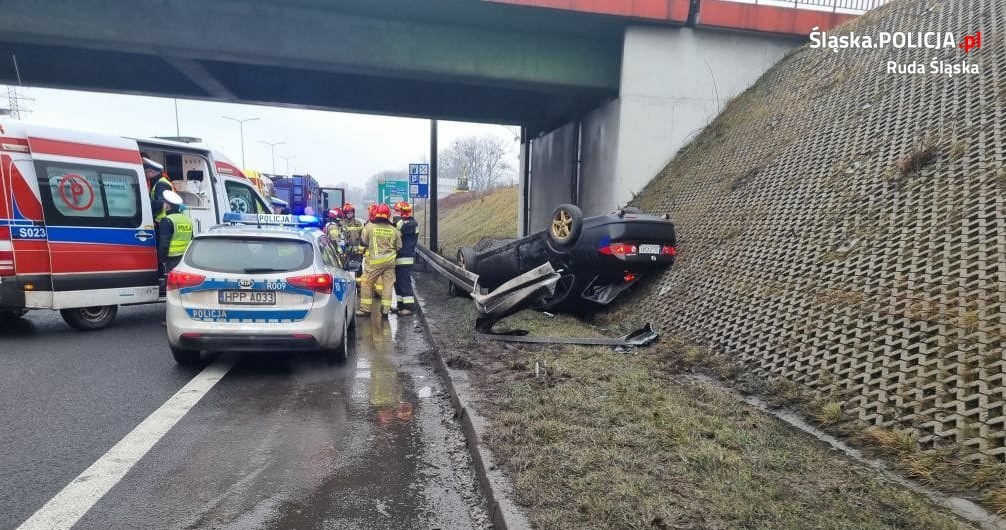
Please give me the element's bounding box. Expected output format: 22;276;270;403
344;261;361;273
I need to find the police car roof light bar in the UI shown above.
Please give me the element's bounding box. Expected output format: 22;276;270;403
221;213;322;229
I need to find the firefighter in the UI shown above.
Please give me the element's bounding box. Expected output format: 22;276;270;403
144;157;173;224
324;208;343;241
342;203;365;252
156;190;193;274
393;201;418;316
341;203;366;276
357;203;401;318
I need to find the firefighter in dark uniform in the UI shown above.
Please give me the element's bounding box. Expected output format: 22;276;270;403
144;158;173;224
156;190;193;274
393;201;418;316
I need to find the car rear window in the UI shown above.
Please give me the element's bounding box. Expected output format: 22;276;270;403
184;237;313;273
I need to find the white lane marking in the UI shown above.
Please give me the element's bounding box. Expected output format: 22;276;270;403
16;359;236;530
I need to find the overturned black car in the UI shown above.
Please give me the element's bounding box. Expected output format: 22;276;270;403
448;204;676;314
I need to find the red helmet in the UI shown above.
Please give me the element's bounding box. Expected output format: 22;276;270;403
343;202;355;213
367;203;379;221
327;208;343;220
375;203;391;220
394;201;413;216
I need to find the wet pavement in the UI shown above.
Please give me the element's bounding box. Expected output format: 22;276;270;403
1;306;490;530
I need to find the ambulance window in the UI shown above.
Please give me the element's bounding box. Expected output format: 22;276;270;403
36;163;142;228
225;181;269;214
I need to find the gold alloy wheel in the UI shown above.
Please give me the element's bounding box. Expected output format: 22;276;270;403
551;209;572;240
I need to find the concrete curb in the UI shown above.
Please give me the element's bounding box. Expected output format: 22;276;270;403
414;291;533;530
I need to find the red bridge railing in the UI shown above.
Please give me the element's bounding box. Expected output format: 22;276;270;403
484;0;889;35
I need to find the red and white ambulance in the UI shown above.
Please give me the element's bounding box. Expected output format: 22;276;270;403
0;120;272;330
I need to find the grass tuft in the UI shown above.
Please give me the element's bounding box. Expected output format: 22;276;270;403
896;142;941;176
815;402;843;426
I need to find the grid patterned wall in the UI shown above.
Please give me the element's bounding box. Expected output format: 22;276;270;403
631;0;1006;460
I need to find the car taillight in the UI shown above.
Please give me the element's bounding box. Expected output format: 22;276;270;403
599;243;637;256
288;273;333;294
166;271;205;291
662;246;677;256
624;272;637;283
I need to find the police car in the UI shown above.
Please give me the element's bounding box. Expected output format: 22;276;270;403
165;213;357;365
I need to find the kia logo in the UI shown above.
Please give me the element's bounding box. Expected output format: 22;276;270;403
238;279;253;289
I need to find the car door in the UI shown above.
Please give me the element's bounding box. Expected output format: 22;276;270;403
317;235;351;314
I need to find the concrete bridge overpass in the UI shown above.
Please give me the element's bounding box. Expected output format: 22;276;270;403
0;0;884;237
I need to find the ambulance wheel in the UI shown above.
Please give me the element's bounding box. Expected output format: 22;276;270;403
170;345;201;365
60;305;118;331
0;309;28;322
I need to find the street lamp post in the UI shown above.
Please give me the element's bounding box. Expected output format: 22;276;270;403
221;116;259;168
279;155;298;176
259;140;286;175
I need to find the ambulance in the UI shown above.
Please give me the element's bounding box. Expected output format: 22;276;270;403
0;120;272;330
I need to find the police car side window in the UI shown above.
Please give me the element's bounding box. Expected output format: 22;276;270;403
318;236;341;267
36;162;142;228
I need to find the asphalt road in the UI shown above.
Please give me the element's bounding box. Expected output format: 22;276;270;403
0;305;490;530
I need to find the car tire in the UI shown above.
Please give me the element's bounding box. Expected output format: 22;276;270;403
347;305;357;335
170;344;201;365
448;246;478;297
60;305;118;331
326;314;349;363
546;204;583;252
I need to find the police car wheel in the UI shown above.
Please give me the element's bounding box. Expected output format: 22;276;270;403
347;307;357;334
60;305;118;331
325;315;349;363
170;345;201;365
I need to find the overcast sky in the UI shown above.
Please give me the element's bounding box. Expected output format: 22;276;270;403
10;86;520;189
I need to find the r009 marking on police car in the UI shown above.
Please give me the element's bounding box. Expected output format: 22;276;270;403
218;290;276;305
13;227;47;240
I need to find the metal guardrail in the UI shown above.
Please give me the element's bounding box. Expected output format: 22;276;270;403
415;245;478;295
416;245;560;331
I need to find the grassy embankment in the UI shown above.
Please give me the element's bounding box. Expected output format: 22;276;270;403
413;186;518;255
418;279;971;530
412;191;971;529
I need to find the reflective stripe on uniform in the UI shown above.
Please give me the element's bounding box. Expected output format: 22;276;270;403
398;296;416;304
395;257;414;265
150;176;172;199
166;213;193;257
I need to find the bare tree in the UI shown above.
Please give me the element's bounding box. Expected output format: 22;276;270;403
439;134;515;192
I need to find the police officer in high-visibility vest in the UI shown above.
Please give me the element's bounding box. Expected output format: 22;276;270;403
357;203;401;318
156;190;193;274
144;158;173;224
393;201;419;316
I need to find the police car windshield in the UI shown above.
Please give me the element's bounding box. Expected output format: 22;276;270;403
184;237;313;274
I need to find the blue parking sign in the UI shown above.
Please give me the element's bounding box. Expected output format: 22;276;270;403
409;163;430;198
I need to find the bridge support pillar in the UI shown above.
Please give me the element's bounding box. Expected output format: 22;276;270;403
522;26;796;228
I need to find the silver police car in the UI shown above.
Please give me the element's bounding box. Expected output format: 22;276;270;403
165;214;357;365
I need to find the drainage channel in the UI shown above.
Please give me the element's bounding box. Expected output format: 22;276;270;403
684;373;1006;530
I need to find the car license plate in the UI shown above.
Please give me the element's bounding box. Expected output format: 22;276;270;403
218;290;276;305
638;244;661;255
